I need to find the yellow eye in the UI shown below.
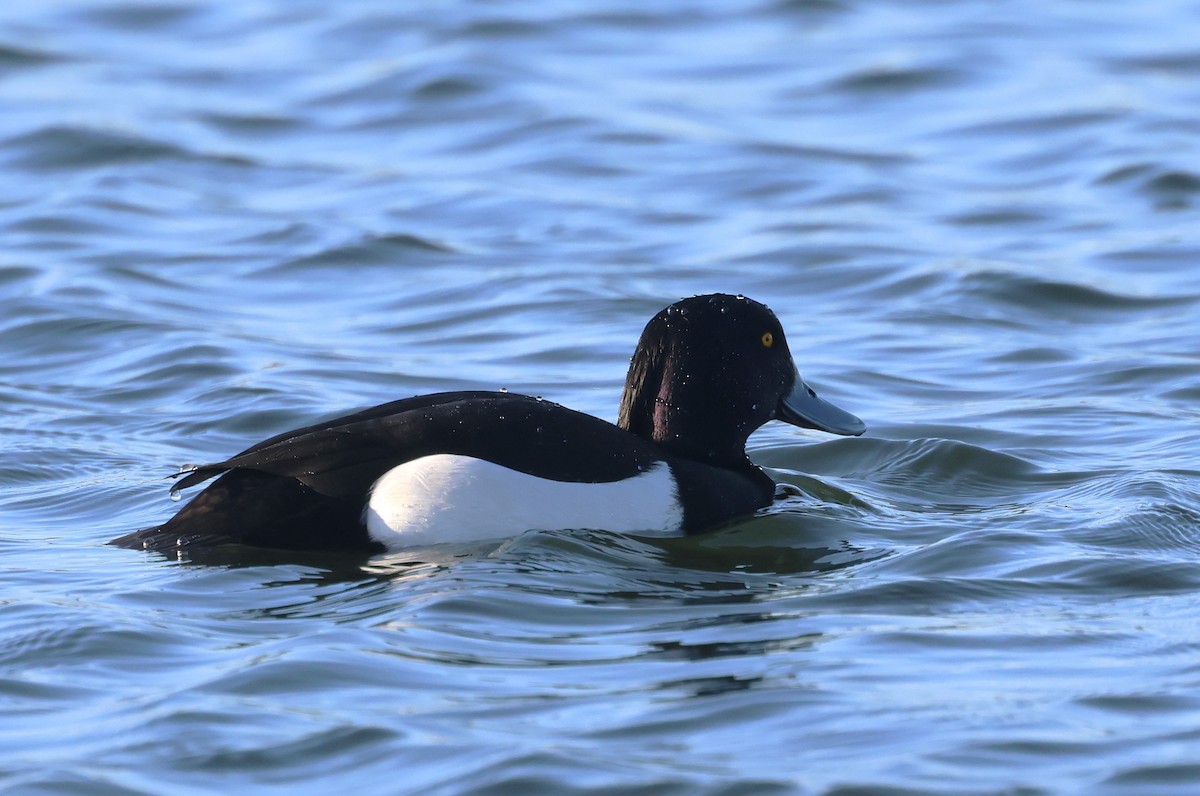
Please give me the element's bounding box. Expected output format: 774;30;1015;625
761;332;774;348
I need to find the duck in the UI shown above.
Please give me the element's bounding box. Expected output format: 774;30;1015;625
111;294;865;553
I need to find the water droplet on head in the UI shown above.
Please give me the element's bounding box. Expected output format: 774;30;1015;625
169;489;182;502
535;395;543;402
499;387;508;393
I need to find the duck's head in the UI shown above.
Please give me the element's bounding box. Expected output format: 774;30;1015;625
617;294;864;465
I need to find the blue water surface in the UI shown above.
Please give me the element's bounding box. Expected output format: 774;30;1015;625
2;1;1200;794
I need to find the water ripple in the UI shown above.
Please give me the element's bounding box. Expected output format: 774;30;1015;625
3;0;1200;792
3;125;248;171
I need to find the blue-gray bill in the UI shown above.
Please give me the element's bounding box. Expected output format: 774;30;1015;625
778;375;866;436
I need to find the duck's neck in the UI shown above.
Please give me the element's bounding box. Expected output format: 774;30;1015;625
616;342;753;468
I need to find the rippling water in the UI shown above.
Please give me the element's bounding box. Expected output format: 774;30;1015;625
3;1;1200;793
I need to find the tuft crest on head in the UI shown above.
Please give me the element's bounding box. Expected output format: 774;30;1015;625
617;294;797;464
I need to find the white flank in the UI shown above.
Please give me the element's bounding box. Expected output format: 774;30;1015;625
364;454;683;547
